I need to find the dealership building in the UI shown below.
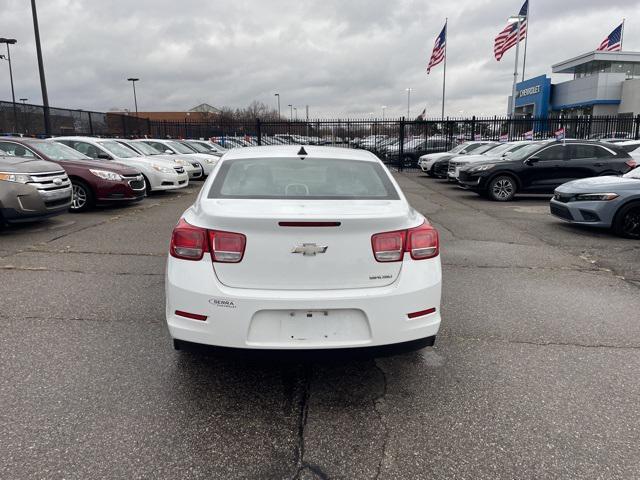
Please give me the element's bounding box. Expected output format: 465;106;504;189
509;51;640;117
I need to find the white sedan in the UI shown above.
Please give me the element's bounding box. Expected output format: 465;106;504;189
138;139;218;176
166;146;442;353
54;137;189;192
115;139;203;181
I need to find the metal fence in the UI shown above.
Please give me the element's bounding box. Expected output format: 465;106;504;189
2;99;640;170
0;101;149;137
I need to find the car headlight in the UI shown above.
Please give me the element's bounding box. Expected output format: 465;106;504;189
173;159;187;166
573;193;619;202
152;164;174;174
468;163;496;172
89;169;123;181
204;157;218;164
0;172;31;183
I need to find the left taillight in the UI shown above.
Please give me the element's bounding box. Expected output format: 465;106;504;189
170;219;246;263
626;159;637;169
170;219;208;260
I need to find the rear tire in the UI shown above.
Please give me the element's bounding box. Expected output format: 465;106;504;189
173;339;183;350
486;175;517;202
613;202;640;239
70;180;94;212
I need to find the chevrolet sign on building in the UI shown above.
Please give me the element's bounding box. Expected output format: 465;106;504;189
508;50;640;117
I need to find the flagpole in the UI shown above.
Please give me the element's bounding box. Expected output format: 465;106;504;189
522;2;529;81
621;18;626;50
441;18;448;120
510;17;522;120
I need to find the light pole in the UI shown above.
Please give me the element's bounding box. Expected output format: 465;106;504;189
288;104;293;120
294;107;298;121
274;93;280;118
406;88;412;119
30;0;51;135
381;106;387;122
127;78;139;115
0;38;18;132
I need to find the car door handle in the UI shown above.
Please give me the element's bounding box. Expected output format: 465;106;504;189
593;163;605;167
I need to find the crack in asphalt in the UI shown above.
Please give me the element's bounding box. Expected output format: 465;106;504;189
25;248;165;257
292;363;330;480
373;359;389;480
439;333;640;350
0;265;163;276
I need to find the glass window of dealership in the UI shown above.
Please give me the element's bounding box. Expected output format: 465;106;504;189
509;51;640;117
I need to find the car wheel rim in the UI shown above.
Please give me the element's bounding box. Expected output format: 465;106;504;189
622;208;640;238
72;184;87;210
492;179;513;199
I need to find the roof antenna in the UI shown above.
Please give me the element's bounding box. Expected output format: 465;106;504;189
297;146;307;159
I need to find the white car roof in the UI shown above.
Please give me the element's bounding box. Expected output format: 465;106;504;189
221;145;381;163
615;140;640;146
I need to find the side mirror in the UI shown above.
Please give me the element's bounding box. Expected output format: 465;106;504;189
97;153;111;160
526;156;540;165
165;149;174;154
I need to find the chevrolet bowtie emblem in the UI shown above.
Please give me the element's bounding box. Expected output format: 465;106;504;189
291;243;328;256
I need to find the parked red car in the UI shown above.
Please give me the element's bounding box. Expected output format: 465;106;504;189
0;138;146;211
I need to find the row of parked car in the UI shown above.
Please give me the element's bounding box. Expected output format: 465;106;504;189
417;139;640;239
0;137;228;224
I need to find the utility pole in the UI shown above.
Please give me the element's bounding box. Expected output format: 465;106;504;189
406;88;412;119
30;0;51;135
127;78;139;115
274;93;280;118
0;38;17;132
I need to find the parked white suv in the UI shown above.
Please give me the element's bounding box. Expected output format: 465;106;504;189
53;137;188;193
447;141;533;181
418;141;492;175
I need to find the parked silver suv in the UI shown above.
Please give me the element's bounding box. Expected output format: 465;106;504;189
0;154;72;224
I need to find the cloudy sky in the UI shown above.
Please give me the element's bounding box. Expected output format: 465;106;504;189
2;0;639;118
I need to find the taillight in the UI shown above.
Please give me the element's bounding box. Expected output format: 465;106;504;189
372;230;406;262
170;219;208;260
372;222;439;262
170;219;246;263
209;230;246;263
626;159;637;169
406;223;439;260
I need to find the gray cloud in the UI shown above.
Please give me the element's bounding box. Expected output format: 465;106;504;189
1;0;638;118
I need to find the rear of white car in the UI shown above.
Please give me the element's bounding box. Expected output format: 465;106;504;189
166;146;442;352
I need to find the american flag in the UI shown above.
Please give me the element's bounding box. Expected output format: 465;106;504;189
597;23;623;52
427;23;447;74
494;0;528;61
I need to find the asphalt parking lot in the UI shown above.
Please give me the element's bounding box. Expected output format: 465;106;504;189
2;174;640;480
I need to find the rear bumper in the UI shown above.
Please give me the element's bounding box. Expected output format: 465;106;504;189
166;256;442;350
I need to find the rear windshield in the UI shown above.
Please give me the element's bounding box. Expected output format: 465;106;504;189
208;158;400;200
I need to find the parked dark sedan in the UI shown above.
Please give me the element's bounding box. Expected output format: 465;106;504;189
458;140;636;201
0;138;145;212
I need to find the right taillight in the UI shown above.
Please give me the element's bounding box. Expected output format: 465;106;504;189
170;219;246;263
208;230;246;263
406;223;439;260
626;159;637;169
372;222;439;262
